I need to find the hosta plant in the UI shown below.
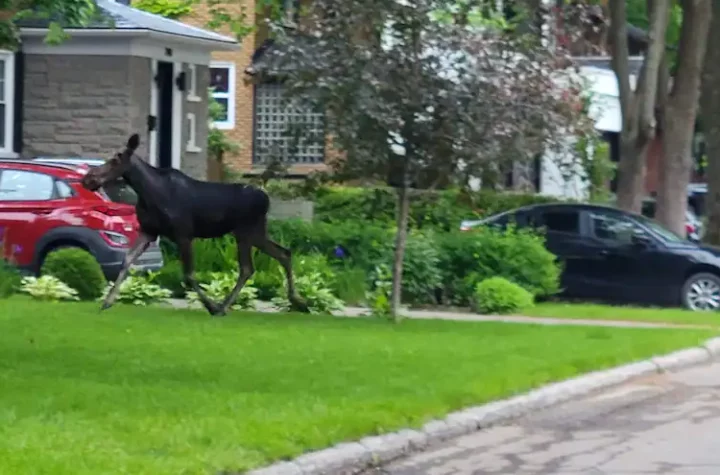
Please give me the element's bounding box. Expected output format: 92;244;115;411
186;271;258;311
20;275;79;302
100;272;172;306
272;272;345;314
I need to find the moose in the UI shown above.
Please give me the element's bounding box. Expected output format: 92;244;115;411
81;133;309;316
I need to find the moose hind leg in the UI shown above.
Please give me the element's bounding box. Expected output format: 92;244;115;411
217;235;255;315
177;237;222;316
101;232;153;311
255;237;309;313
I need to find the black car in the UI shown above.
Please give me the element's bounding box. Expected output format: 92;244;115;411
461;203;720;311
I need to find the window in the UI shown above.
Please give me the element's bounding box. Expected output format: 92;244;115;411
539;210;580;234
187;64;201;102
0;170;54;201
253;83;325;164
186;113;201;152
209;62;235;130
55;180;74;199
0;50;15;156
590;211;646;245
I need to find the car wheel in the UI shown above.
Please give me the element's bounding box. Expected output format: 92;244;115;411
681;272;720;311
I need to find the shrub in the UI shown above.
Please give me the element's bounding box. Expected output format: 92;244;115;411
100;272;172;306
332;266;368;306
268;219;393;273
473;277;534;314
40;247;106;301
187;272;258;310
272;271;344;314
366;264;392;318
391;230;442;305
193;236;237;273
265;184;563;231
152;260;186;298
20;275;79;302
0;259;22;298
436;226;561;306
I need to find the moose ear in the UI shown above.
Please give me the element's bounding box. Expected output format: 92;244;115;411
127;134;140;151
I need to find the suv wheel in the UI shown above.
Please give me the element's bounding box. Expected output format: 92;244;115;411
681;272;720;311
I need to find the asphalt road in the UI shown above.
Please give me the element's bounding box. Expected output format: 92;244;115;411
369;361;720;475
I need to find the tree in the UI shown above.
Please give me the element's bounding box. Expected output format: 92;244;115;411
654;0;711;236
254;0;590;319
699;3;720;245
607;0;670;213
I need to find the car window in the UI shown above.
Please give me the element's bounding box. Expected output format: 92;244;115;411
590;211;647;245
55;180;74;199
0;170;55;201
634;214;686;243
538;210;580;234
101;180;138;206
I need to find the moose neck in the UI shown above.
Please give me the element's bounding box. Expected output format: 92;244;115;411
122;157;165;206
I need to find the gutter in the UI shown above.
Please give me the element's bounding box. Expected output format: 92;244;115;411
19;27;241;51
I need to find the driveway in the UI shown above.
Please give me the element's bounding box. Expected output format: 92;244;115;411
368;361;720;475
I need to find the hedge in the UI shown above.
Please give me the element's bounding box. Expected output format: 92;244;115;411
264;183;564;231
160;218;561;307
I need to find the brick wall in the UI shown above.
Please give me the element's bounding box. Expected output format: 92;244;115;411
181;1;332;176
23;55;152;159
182;2;256;172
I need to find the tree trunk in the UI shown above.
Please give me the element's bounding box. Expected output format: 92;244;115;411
655;0;712;236
701;2;720;245
615;134;650;212
609;0;670;213
390;185;410;322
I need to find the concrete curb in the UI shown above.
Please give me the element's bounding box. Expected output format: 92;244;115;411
245;337;720;475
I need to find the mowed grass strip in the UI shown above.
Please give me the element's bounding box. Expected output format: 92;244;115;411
526;302;720;327
0;298;714;474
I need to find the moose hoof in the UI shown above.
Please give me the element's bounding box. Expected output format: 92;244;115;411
99;301;113;312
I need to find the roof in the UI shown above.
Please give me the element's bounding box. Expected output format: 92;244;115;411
17;0;238;48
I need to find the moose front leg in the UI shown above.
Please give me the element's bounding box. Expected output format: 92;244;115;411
216;235;255;316
100;232;154;311
176;237;222;316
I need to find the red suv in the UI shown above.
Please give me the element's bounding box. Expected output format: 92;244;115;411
0;159;163;280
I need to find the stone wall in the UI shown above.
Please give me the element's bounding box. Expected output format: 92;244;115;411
23;54;152;159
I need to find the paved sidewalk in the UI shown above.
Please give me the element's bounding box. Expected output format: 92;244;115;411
368;361;720;475
166;299;712;330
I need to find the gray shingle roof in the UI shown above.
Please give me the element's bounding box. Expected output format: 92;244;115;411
17;0;237;46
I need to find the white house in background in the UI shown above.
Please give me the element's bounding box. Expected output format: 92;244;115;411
538;58;643;200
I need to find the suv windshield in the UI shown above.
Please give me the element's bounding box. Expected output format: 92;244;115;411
635;214;686;243
100;180;138;206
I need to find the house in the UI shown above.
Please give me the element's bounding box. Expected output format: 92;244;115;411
182;0;329;178
1;0;239;179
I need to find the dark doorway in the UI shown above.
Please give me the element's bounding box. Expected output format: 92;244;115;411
156;61;174;169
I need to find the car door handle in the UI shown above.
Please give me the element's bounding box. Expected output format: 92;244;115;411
32;209;52;215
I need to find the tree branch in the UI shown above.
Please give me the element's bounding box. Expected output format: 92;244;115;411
609;0;635;128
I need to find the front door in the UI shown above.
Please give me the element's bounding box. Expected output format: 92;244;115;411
155;61;174;169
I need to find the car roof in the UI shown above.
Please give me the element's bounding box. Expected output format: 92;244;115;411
0;159;89;180
516;202;650;219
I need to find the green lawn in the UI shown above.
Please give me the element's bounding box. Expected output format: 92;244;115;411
0;298;715;474
527;302;720;327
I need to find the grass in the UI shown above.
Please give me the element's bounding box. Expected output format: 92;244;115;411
0;298;716;474
526;302;720;327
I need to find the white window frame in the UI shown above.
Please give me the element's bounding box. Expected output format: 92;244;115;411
186;64;201;103
186;113;202;153
0;50;16;158
209;61;235;130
